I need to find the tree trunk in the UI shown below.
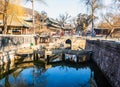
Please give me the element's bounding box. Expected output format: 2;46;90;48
2;0;9;34
91;1;95;37
31;0;35;34
3;13;8;34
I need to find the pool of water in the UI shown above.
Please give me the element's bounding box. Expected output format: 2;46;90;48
0;62;111;87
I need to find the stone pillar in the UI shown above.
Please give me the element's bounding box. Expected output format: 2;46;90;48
36;53;38;60
21;28;22;34
31;54;34;60
77;55;79;63
33;52;36;61
62;53;65;61
26;28;27;34
89;52;93;61
47;55;50;64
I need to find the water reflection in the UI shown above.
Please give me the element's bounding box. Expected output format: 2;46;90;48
0;62;97;87
45;66;92;87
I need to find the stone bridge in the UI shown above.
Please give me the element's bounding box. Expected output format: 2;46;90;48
46;49;93;64
44;36;87;59
46;36;86;50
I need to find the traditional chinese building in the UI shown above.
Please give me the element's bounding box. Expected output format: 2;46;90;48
62;24;74;36
0;14;33;35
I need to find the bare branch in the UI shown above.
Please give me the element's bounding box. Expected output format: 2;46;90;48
104;16;113;28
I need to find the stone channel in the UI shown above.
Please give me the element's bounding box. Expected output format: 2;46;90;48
0;35;119;87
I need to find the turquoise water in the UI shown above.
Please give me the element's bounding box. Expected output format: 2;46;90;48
0;62;111;87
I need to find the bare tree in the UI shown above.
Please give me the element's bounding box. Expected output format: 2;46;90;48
76;13;97;35
102;13;120;38
76;14;88;31
80;0;102;36
0;1;4;14
113;0;120;12
0;0;10;34
25;0;46;34
0;0;46;34
70;17;77;28
56;12;71;27
0;0;27;34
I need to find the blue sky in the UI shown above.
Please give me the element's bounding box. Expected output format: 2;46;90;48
22;0;113;19
22;0;87;18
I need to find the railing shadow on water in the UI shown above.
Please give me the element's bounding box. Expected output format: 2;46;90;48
0;57;45;80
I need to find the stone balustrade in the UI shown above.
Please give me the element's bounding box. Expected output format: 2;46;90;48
0;35;36;65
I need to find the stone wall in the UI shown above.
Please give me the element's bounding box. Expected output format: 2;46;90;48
0;35;36;65
0;35;36;51
85;39;120;87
